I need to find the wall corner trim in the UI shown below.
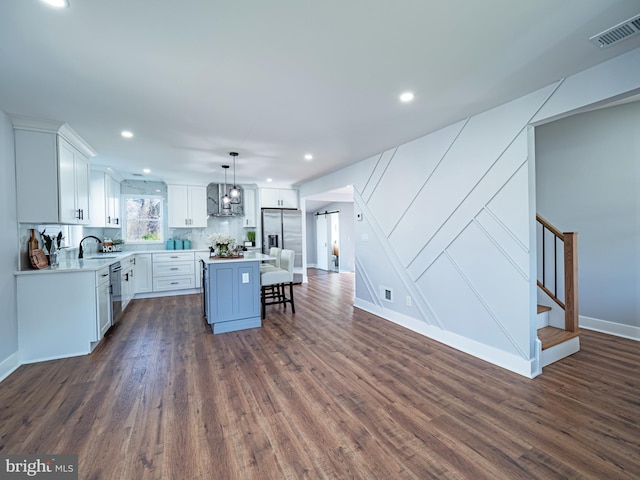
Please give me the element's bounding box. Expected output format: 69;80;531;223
0;352;20;383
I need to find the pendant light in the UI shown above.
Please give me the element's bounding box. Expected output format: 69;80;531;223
228;152;241;204
221;165;231;209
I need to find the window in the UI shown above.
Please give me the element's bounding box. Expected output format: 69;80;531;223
124;195;164;243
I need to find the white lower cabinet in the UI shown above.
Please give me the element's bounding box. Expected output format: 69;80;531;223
152;251;195;292
134;253;153;293
121;256;135;311
96;266;112;339
17;270;105;362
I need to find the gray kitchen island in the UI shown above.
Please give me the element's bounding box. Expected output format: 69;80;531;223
202;252;273;334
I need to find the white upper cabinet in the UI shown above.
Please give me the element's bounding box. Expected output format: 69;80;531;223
167;185;207;228
106;174;121;227
13;118;96;224
90;170;121;228
243;188;256;227
260;188;298;209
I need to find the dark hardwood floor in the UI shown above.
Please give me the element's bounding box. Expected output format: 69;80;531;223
1;269;639;479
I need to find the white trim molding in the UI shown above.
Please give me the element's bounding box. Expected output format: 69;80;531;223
354;299;539;378
0;352;20;383
579;315;640;341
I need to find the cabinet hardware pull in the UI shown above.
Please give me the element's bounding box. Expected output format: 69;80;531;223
170;267;179;270
171;282;179;285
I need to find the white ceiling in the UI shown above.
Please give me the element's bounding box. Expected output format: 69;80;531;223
1;1;640;190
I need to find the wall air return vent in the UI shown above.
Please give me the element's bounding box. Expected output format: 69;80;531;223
589;13;640;48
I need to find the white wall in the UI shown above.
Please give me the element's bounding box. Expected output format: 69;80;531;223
536;101;640;330
300;47;640;377
0;110;19;381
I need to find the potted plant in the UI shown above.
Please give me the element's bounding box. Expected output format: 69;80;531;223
247;230;256;246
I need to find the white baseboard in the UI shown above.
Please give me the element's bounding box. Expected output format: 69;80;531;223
0;351;21;383
580;315;640;341
353;299;538;378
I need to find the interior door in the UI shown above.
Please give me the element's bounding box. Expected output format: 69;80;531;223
316;214;328;270
329;212;340;272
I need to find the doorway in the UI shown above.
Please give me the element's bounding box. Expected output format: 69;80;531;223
315;211;340;272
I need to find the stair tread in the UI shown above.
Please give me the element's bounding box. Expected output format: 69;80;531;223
537;304;552;314
538;326;579;350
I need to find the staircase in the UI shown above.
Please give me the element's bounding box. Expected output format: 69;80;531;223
537;305;580;367
536;215;580;368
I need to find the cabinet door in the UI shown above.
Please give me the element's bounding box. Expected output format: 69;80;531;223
260;188;281;208
279;189;298;209
89;170;107;227
188;186;208;227
97;280;111;338
122;266;134;311
243;189;256;227
75;152;91;225
58;138;78;224
134;254;153;293
107;175;121;226
59;137;90;224
167;185;189;227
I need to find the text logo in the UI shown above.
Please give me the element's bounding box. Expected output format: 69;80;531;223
1;455;77;479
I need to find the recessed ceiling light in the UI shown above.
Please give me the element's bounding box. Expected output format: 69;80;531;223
155;189;161;193
400;92;415;103
266;178;273;183
42;0;69;7
304;154;313;161
121;130;134;138
143;168;151;174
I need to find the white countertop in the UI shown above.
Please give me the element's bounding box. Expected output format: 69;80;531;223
203;252;275;264
15;248;211;275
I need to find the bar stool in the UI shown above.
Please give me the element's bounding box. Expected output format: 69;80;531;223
260;249;295;319
260;247;281;273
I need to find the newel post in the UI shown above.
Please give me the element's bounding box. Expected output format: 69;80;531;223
563;232;579;332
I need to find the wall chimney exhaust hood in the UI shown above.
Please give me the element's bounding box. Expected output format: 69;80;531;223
207;183;243;217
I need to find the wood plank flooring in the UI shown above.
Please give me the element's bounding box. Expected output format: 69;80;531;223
1;269;639;479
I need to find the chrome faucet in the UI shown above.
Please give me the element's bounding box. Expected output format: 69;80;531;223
78;235;102;259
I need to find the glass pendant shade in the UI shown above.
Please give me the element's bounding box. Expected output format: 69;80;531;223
221;165;231;209
229;152;241;204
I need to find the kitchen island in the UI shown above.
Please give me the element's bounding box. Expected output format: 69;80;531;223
202;252;273;334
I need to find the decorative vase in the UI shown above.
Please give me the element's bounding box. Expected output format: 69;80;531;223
49;244;59;268
217;243;229;257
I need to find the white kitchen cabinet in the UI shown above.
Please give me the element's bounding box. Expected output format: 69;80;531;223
17;270;104;362
121;256;136;311
106;174;121;227
152;251;195;292
13;118;95;224
242;188;257;227
260;188;298;209
134;253;153;294
90;170;121;228
96;266;112;338
167;185;207;228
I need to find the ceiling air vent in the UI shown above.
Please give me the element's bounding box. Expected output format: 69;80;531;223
589;13;640;48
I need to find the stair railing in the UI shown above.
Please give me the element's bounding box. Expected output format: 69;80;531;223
536;214;578;333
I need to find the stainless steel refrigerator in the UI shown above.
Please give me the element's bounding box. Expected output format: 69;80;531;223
261;208;303;271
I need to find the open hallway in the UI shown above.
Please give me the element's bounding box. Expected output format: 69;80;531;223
0;270;638;479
